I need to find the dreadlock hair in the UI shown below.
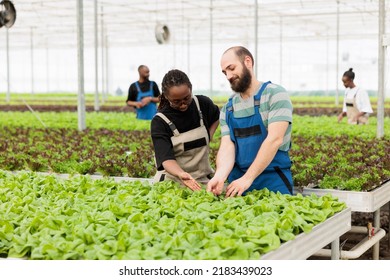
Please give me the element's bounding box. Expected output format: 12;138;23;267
224;46;254;66
159;69;192;110
343;68;355;80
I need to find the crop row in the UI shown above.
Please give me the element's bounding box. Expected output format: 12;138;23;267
1;127;155;178
1;93;387;106
291;135;390;191
2;104;389;116
1;127;389;191
2;111;389;138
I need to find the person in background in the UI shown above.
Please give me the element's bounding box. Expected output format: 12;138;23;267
126;65;160;120
207;46;293;197
337;68;373;125
151;69;220;191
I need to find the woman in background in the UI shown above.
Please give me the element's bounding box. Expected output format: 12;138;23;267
338;68;373;125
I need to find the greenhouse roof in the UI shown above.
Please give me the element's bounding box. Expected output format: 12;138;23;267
1;0;388;49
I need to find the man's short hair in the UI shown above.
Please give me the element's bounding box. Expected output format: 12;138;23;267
224;46;254;66
138;65;147;72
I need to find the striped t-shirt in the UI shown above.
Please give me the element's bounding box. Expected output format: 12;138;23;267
220;82;293;151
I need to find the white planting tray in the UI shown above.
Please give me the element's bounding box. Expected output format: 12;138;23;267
302;180;390;213
261;208;351;260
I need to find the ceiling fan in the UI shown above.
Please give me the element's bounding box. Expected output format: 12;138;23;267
155;23;170;44
0;0;16;28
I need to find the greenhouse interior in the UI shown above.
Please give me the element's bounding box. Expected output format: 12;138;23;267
1;0;390;263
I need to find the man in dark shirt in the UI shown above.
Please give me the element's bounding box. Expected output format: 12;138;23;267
126;65;160;120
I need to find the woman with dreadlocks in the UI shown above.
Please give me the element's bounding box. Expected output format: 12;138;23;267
151;69;220;190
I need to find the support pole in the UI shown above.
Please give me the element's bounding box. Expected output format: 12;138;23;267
105;35;109;98
30;27;34;94
279;17;283;84
173;36;176;67
372;209;381;260
101;7;105;103
77;0;86;131
377;0;385;138
330;238;340;260
94;0;100;111
209;0;213;96
187;21;190;76
6;28;10;103
335;0;340;106
46;41;50;93
326;31;329;95
254;0;258;75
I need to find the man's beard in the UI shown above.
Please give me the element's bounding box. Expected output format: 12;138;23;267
230;66;252;93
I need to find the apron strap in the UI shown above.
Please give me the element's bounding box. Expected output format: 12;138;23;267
155;113;180;136
158;173;166;182
254;81;271;102
192;95;204;127
274;166;293;194
227;81;271;111
226;98;234;112
136;81;154;95
135;82;141;92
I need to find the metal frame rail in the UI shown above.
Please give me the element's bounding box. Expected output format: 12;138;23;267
303;180;390;259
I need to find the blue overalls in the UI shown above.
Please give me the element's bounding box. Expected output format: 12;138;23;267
135;81;157;120
226;81;293;195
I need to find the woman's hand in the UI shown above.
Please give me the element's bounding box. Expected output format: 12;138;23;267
178;172;202;191
337;113;344;123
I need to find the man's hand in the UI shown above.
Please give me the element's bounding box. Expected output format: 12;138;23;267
134;102;143;109
179;172;202;191
141;96;152;106
206;176;225;196
225;176;253;197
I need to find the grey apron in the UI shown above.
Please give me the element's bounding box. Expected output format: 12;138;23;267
153;95;214;185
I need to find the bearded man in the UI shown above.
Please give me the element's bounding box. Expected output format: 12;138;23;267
207;46;294;197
